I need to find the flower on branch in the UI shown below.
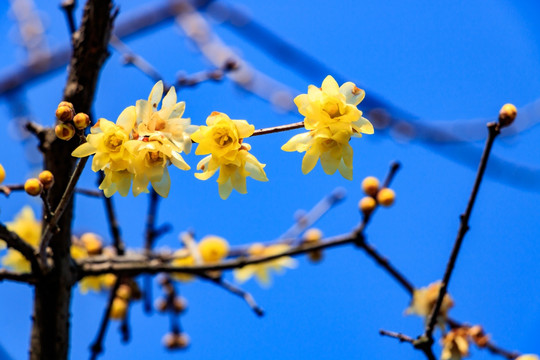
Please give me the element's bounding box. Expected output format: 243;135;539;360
72;81;195;197
441;327;470;360
405;281;454;327
1;206;41;273
191;112;268;200
282;75;374;180
233;243;297;287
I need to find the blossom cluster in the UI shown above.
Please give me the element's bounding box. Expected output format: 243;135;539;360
282;75;374;180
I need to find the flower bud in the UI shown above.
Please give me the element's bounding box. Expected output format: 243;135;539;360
498;103;517;128
359;196;377;214
172;296;188;313
80;233;103;255
116;284;132;301
55;123;76;141
110;298;128;320
361;176;380;196
307;250;323;263
38;170;54;189
198;236;229;263
377;188;395;207
0;163;5;184
73;112;91;129
163;333;190;350
24;178;43;196
56;105;75;123
303;228;323;243
58;101;74;112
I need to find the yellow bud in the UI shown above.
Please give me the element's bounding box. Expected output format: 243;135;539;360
73;112;91;129
0;163;5;184
303;228;323;243
116;284;132;301
38;170;54;189
498;103;517;128
58;101;74;111
359;196;377;214
377;188;395;207
56;105;75;123
110;298;128;320
24;178;43;196
361;176;380;196
55;123;75;141
198;236;229;263
80;233;103;255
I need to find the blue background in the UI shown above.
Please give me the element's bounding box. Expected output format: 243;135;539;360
0;1;539;359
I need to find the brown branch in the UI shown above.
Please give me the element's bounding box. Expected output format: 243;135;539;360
0;223;40;275
110;35;164;83
0;268;36;284
0;184;102;198
424;122;500;339
143;189;161;312
379;329;414;343
61;0;77;35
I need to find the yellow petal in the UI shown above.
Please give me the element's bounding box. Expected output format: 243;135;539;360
71;142;97;158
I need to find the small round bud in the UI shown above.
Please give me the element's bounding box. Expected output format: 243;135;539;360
0;163;5;184
55;105;75;123
361;176;380;196
303;228;323;243
80;233;103;255
163;333;190;350
198;236;229;263
498;103;517;128
38;170;54;189
109;298;128;320
58;101;74;111
24;178;43;196
359;196;377;214
308;250;323;263
172;296;188;313
377;188;395;207
155;298;168;312
116;284;132;301
73;112;91;129
55;123;76;141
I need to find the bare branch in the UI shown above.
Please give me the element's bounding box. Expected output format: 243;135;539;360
0;269;36;284
0;223;40;275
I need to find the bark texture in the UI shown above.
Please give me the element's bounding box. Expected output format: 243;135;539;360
29;1;115;359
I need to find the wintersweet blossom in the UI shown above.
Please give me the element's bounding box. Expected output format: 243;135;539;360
135;80;197;152
405;281;454;326
1;206;41;273
441;328;470;360
516;355;540;360
282;75;374;180
233;243;297;287
191;112;268;199
71;235;116;294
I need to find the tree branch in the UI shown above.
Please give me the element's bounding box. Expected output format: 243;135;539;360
0;223;41;275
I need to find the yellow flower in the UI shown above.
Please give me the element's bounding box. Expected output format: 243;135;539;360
294;75;373;135
198;235;229;264
124;134;190;197
71;236;116;294
171;249;196;283
441;328;470;360
233;243;297;287
1;206;41;273
516;355;540;360
192;112;268;199
282;125;354;179
405;281;454;326
136;80;197;153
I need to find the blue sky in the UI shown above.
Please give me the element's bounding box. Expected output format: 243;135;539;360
0;1;539;359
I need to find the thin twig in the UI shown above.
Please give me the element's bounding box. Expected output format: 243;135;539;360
98;173;125;256
252;122;305;137
61;0;77;35
424;123;500;339
40;189;54;222
89;278;122;360
143;189;161;313
0;184;101;198
39;156;89;270
200;274;264;317
379;329;414;343
110;35;164;83
176;60;238;88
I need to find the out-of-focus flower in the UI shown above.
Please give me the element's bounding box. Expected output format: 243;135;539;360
192;112;268;199
1;207;41;273
171;249;196;283
441;328;470;360
136;80;197;153
516;355;540;360
197;235;229;264
71;235;116;294
405;281;454;326
0;163;5;184
282;76;374;180
125;134;190;197
234;243;297;287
